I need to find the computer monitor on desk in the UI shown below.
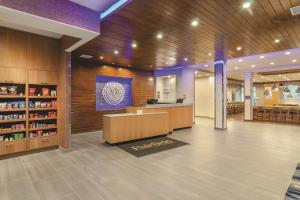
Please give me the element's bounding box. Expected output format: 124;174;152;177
147;99;158;104
176;98;184;103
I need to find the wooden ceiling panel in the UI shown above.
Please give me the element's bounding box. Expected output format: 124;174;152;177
73;0;300;69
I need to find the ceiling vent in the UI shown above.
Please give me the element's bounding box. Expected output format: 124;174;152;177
291;5;300;16
80;54;93;59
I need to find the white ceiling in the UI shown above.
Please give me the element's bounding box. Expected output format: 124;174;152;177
0;19;62;38
196;48;300;73
69;0;118;12
0;6;99;52
193;48;300;82
196;71;300;83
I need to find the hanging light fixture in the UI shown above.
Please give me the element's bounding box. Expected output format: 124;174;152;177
278;74;284;89
287;92;293;98
279;82;284;88
296;82;300;94
271;83;278;91
264;88;271;96
283;86;290;93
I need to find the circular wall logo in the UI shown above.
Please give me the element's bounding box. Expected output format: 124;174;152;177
102;81;125;105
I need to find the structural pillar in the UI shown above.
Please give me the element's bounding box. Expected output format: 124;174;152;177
214;45;227;129
244;72;254;121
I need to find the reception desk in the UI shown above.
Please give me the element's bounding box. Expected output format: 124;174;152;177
103;112;170;144
126;103;193;132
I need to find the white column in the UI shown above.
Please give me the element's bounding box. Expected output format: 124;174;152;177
214;60;227;129
244;72;253;121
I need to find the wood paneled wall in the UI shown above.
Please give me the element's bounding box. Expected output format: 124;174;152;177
0;27;59;70
71;61;155;133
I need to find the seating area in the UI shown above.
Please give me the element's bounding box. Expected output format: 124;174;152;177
254;106;300;124
227;102;244;115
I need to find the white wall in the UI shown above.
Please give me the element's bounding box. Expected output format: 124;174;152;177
155;76;176;102
195;76;215;118
177;68;195;104
254;84;265;106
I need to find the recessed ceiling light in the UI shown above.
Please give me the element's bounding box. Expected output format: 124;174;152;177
157;33;163;39
149;65;153;68
234;66;239;70
292;59;297;63
114;50;119;55
208;53;212;56
128;64;131;67
251;64;255;68
184;57;188;61
80;54;93;59
112;62;115;64
285;51;291;55
238;59;243;62
149;77;154;81
168;75;171;78
206;73;210;76
191;19;199;27
195;71;198;74
259;55;265;59
242;2;251;9
204;64;208;67
132;42;137;48
100;56;104;60
274;39;280;43
236;46;242;51
270;62;275;65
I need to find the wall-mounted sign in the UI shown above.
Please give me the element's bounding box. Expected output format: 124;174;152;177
96;75;132;110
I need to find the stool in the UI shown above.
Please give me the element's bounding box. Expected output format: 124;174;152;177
263;108;271;121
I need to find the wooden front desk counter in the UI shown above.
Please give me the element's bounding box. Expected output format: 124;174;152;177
126;104;193;132
103;112;169;144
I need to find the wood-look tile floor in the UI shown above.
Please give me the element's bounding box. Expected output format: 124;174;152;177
1;117;300;200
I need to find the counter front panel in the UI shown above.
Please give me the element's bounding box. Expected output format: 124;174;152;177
126;104;193;131
103;112;169;144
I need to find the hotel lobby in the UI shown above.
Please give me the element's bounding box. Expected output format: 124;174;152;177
1;0;300;199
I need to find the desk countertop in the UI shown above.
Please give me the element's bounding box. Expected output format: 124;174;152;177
104;112;168;118
145;103;193;108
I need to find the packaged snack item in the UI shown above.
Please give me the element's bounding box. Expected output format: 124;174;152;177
35;101;41;108
29;101;35;108
29;88;36;96
12;102;18;109
51;100;57;108
8;86;17;95
0;102;7;110
6;103;12;109
50;90;57;96
42;88;50;96
0;86;8;95
19;101;26;108
13;134;19;140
